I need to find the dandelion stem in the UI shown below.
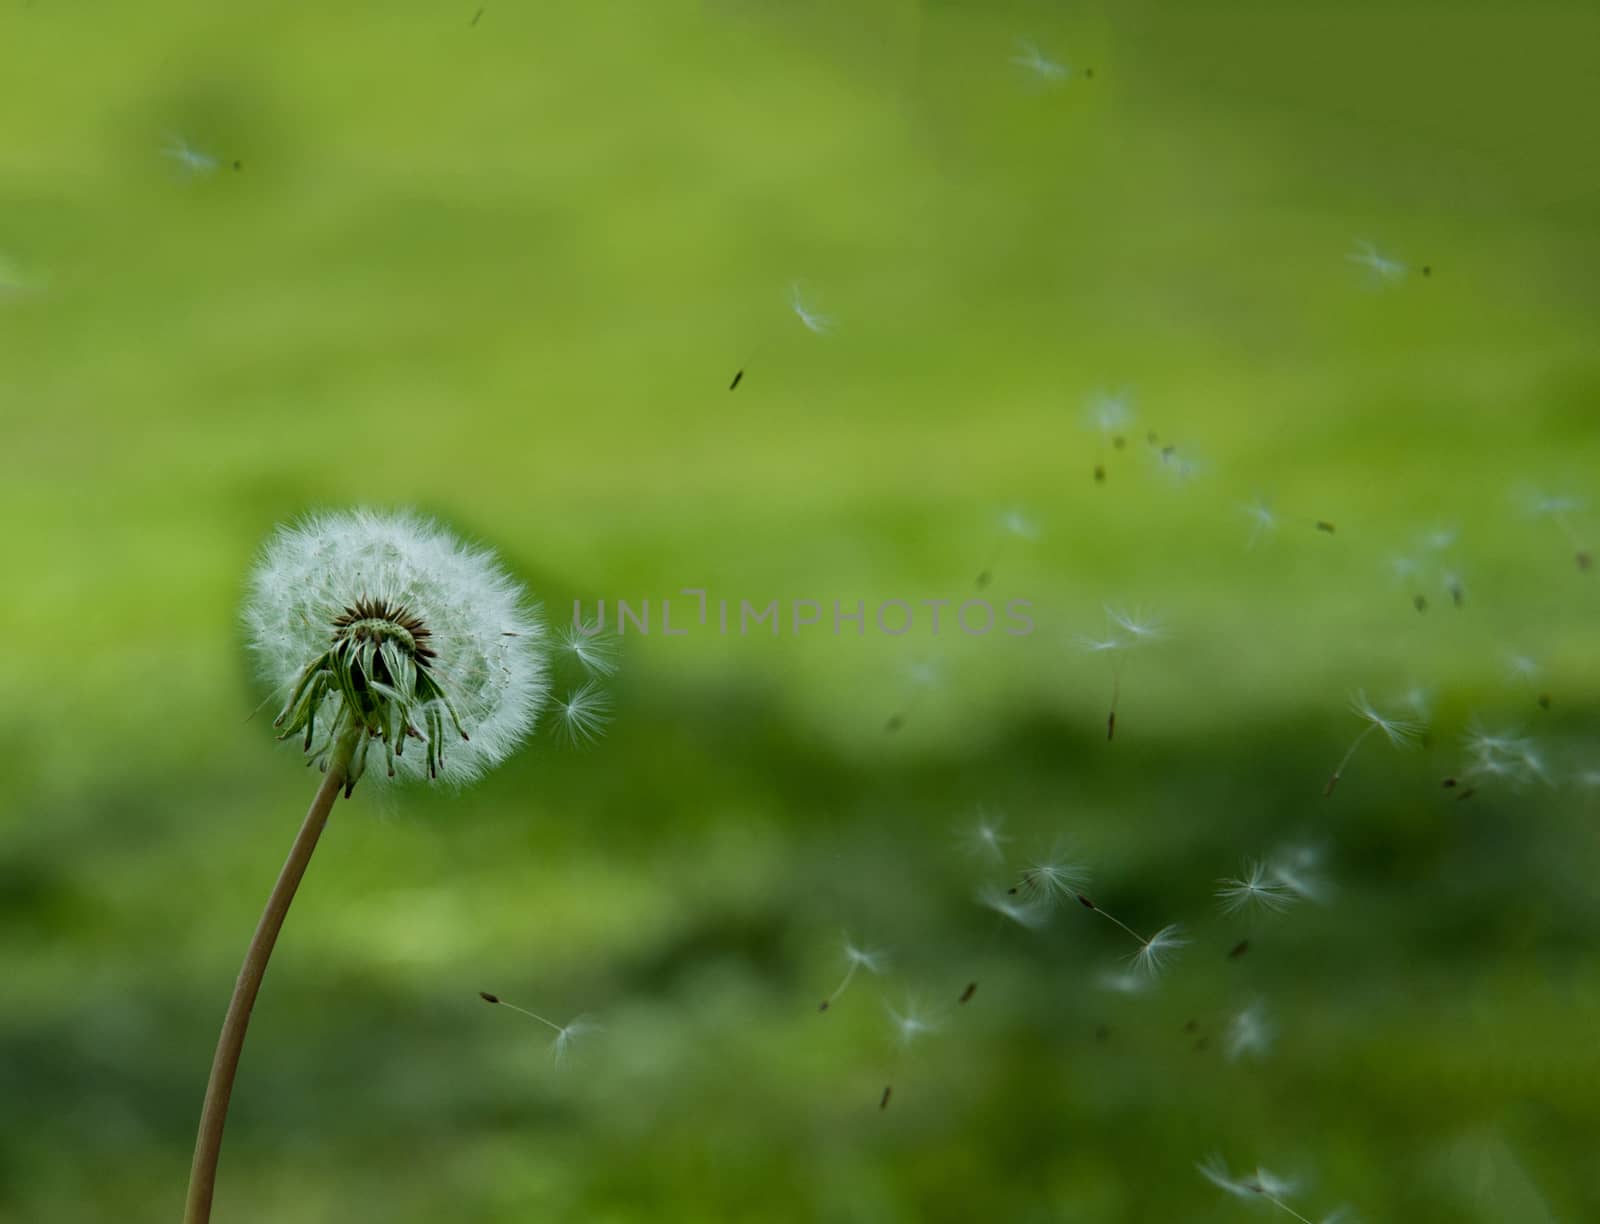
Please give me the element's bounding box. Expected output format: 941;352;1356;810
1081;896;1146;946
183;724;359;1224
820;960;859;1011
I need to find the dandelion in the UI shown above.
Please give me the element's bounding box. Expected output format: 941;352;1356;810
1323;690;1421;796
1010;39;1071;83
479;992;596;1065
550;679;613;745
187;510;550;1224
1447;720;1551;793
163;134;219;178
1199;1154;1338;1223
1217;860;1295;915
818;938;887;1012
1345;238;1407;285
790;283;833;334
1225;1002;1275;1062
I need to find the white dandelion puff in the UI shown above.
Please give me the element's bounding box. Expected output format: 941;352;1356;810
1085;389;1134;438
1105;605;1164;642
245;508;549;790
1266;844;1333;905
1199;1155;1320;1221
1010;846;1091;903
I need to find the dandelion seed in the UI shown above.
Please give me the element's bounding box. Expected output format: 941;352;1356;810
958;982;977;1004
961;808;1011;863
1345;239;1408;285
1505;652;1543;684
1225;1002;1275;1062
550;680;612;745
818;939;887;1012
163;134;219;178
1315;521;1336;534
1217;860;1295;915
479;992;594;1064
1009;847;1090;902
1010;39;1071;83
789;283;833;334
1105;606;1164;642
1244;497;1279;548
1085;389;1134;439
1266;844;1332;905
1199;1156;1322;1223
1130;923;1188;978
1323;690;1421;796
885;997;941;1048
559;621;618;677
1526;490;1592;570
879;1084;892;1109
728;368;743;390
977;884;1051;930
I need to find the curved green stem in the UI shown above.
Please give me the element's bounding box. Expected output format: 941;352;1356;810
183;724;360;1224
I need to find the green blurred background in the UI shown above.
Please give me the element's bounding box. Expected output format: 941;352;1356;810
3;0;1598;1220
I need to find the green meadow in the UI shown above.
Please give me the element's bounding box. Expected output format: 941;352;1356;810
2;1;1598;1220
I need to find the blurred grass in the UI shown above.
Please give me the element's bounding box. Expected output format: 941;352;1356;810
2;0;1599;1221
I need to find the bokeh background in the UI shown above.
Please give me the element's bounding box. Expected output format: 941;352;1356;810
3;1;1599;1221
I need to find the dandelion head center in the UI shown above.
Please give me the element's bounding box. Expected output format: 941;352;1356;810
331;597;437;673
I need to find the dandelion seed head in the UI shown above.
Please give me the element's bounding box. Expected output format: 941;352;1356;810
163;134;219;177
244;509;548;787
1244;497;1278;546
963;808;1011;863
1346;239;1408;284
1010;39;1071;82
1105;606;1164;642
1085;390;1134;436
999;507;1039;540
843;939;887;974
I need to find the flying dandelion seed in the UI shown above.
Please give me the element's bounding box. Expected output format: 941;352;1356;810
728;368;743;390
1323;690;1421;797
559;621;618;677
1225;1002;1275;1062
1243;497;1279;548
1081;608;1163;740
1008;845;1090;902
885;997;941;1049
960;807;1011;863
163;134;219;178
1216;860;1296;915
1345;239;1408;285
976;884;1051;930
975;506;1038;589
1526;491;1592;570
883;657;941;733
1010;39;1072;83
1075;891;1188;980
1199;1154;1342;1223
818;939;887;1012
958;982;977;1004
550;680;612;745
789;284;833;334
479;992;594;1064
1266;844;1333;905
